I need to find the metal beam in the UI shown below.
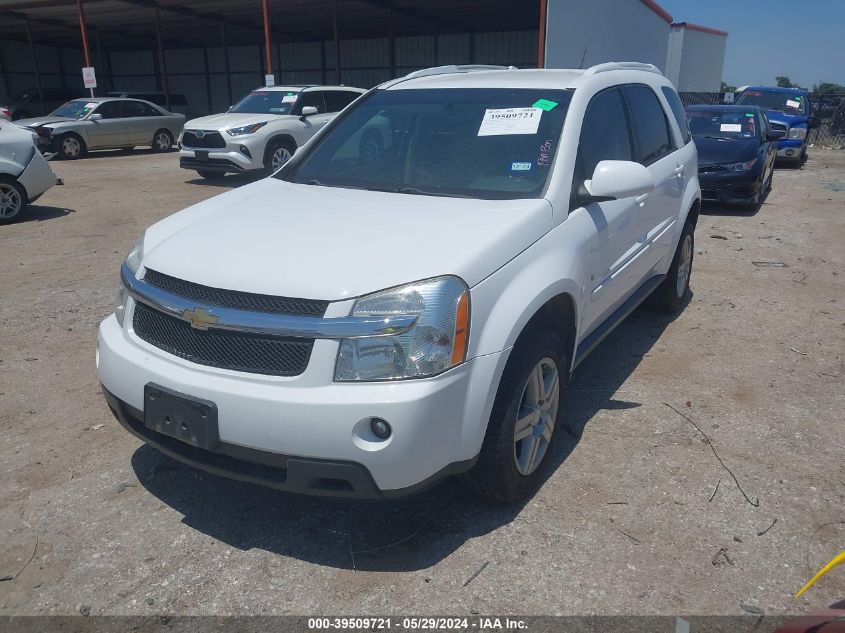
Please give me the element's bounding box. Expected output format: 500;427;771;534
358;0;474;33
262;0;273;78
332;0;340;84
25;20;46;115
154;8;170;109
537;0;547;68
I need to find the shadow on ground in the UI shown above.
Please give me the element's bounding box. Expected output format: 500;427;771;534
184;172;264;188
132;301;685;572
21;205;74;223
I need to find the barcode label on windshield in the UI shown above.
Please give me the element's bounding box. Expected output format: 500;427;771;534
478;108;542;136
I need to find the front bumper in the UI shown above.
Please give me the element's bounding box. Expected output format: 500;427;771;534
698;169;761;205
178;136;265;173
776;139;805;160
96;312;502;497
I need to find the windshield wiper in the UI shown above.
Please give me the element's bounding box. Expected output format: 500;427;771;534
393;186;471;198
305;179;322;185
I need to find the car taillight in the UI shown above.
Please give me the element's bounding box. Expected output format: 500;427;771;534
0;108;11;118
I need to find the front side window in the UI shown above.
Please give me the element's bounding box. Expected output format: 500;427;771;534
294;91;326;115
230;90;298;115
280;88;573;200
736;90;807;115
577;88;633;182
687;110;759;140
625;85;674;164
661;86;691;144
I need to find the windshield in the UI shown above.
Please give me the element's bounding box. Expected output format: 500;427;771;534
736;90;807;115
687;110;759;140
49;100;97;119
230;90;298;115
280;88;572;199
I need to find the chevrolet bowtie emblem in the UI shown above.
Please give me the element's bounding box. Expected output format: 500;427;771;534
181;307;219;330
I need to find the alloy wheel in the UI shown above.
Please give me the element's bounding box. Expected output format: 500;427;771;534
62;137;80;157
676;234;693;298
156;132;171;150
271;147;292;171
0;183;23;219
513;357;560;476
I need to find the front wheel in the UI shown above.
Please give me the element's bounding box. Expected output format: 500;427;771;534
461;329;568;503
264;140;295;174
648;220;694;313
58;133;85;159
0;177;28;225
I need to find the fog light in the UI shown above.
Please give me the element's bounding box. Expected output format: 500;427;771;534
786;149;795;156
370;418;391;439
239;144;252;159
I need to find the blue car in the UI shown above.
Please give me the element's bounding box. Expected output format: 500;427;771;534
735;87;820;166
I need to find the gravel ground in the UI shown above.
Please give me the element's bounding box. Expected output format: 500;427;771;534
0;148;843;616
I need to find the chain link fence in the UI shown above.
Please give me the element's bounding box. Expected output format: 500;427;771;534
679;92;845;148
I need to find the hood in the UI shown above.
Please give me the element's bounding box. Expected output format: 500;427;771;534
694;136;760;166
184;112;287;130
764;110;808;126
142;178;552;300
13;116;76;128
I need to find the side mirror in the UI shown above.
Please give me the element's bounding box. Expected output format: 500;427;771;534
299;106;318;121
89;113;102;121
767;130;786;141
583;160;654;203
809;115;821;129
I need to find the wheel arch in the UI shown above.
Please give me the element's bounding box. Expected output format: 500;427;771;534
265;133;297;152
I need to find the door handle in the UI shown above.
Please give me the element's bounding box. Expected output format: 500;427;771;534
635;193;649;205
674;164;685;178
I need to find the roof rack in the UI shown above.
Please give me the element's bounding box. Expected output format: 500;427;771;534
402;64;517;79
583;62;663;76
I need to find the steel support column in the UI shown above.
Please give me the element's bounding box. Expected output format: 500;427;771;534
25;20;45;115
537;0;547;68
332;0;341;84
262;0;273;80
388;3;395;78
221;22;232;106
76;0;94;97
154;8;170;109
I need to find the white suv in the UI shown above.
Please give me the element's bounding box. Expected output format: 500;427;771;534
99;63;700;502
178;85;366;179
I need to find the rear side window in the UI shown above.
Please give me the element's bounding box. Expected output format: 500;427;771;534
661;86;691;144
323;90;359;113
577;88;633;181
625;85;674;164
295;91;326;114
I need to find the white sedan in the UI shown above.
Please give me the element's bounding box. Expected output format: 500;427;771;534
0;120;61;224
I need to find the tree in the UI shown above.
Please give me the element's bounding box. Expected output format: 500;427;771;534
776;76;794;88
812;82;845;94
721;81;737;92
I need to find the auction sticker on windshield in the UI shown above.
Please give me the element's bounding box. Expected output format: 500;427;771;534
720;123;742;133
478;108;542;136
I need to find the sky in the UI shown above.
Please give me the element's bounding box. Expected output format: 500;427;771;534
658;0;845;89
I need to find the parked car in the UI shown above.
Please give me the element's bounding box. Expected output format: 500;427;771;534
178;84;365;179
0;107;10;122
686;104;779;210
98;63;701;502
14;98;185;159
735;86;820;166
106;91;191;118
1;88;87;120
0;119;61;224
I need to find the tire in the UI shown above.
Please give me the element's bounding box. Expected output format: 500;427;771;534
264;138;295;174
648;220;694;313
195;170;225;180
58;133;85;160
151;129;174;152
0;177;29;225
461;329;568;503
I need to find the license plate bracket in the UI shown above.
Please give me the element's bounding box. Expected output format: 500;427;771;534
144;383;219;450
195;150;209;161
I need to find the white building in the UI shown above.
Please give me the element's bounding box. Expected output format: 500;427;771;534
543;0;728;92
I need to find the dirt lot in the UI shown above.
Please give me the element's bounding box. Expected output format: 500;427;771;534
0;148;843;616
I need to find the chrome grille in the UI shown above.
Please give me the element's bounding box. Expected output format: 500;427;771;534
143;269;328;317
769;121;788;135
182;130;226;149
133;303;313;376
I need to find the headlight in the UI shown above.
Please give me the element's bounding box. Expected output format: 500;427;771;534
729;158;758;172
226;122;267;136
788;126;807;140
116;235;144;326
334;277;470;381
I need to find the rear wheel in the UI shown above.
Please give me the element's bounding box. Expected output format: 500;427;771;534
151;129;174;152
196;170;225;180
0;177;28;225
648;220;694;313
461;329;567;503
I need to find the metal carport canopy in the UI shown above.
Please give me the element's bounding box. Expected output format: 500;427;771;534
0;0;541;49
